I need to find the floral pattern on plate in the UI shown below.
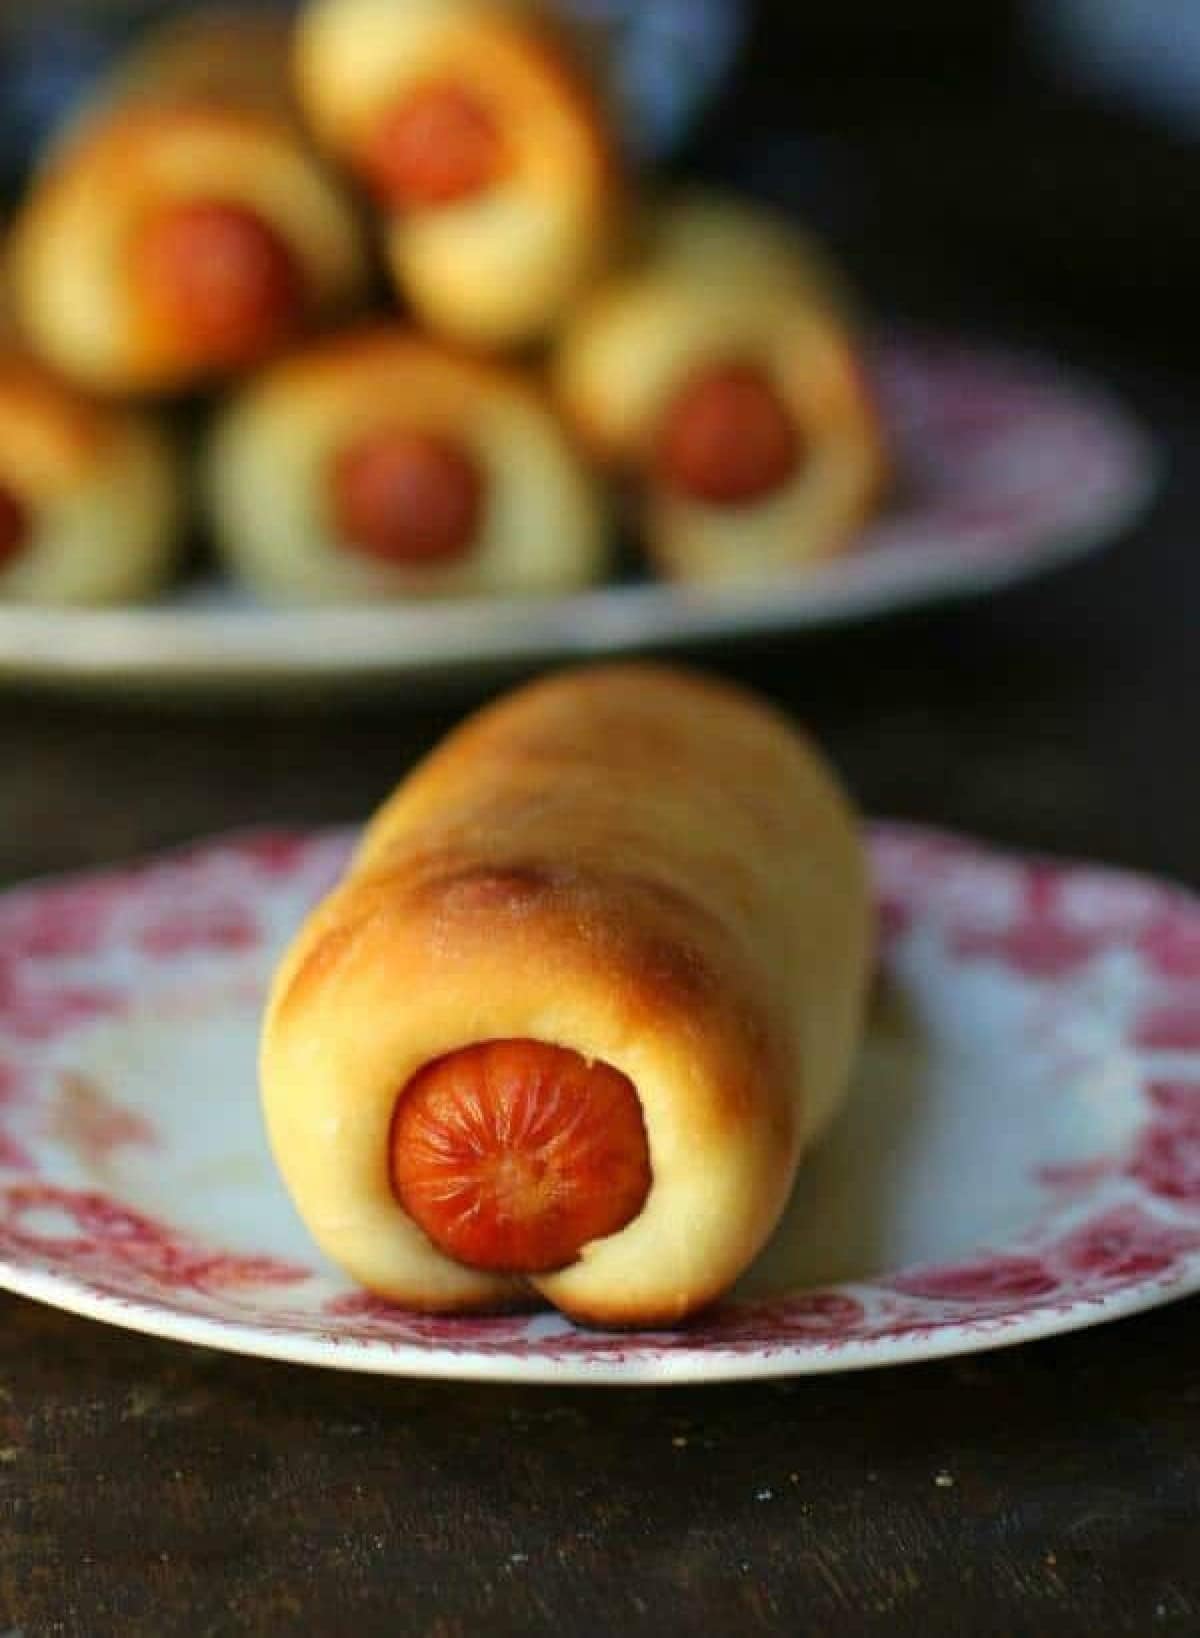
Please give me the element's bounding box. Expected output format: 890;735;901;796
0;824;1196;1382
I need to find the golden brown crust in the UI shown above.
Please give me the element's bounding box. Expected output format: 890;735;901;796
261;662;872;1325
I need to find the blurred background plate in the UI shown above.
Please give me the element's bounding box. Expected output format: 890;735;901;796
0;333;1158;695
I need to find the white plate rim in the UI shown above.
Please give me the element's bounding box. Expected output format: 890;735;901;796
0;335;1162;690
1;820;1198;1383
1;1243;1197;1385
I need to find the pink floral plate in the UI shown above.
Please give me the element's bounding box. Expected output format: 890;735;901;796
0;336;1158;693
0;826;1197;1383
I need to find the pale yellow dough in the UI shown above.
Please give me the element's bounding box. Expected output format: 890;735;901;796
204;327;610;603
553;192;887;584
261;664;872;1326
294;0;623;348
0;354;181;605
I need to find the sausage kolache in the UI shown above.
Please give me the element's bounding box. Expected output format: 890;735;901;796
9;22;368;395
205;326;610;602
294;0;623;348
261;664;872;1326
554;192;887;584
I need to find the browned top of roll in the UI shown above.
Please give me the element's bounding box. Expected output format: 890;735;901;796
262;660;870;1325
278;663;823;1132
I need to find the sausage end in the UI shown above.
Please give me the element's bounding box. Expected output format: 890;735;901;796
390;1039;652;1274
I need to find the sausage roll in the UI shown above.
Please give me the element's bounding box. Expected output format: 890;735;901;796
294;0;622;348
204;326;609;602
643;189;856;318
48;6;299;156
9;101;369;394
0;352;182;604
554;197;887;585
261;663;872;1326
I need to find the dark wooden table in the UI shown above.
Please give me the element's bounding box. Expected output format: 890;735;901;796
0;338;1196;1636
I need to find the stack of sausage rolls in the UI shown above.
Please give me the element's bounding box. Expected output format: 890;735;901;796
1;0;888;607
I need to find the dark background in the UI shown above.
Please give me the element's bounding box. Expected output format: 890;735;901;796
1;3;1198;1633
707;0;1198;363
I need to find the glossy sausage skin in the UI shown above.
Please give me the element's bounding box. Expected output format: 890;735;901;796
0;484;29;569
655;361;801;508
330;427;485;566
390;1039;653;1274
130;200;304;365
356;85;504;210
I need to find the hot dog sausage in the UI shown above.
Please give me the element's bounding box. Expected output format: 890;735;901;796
130;199;304;365
357;85;505;210
390;1038;652;1274
330;427;485;565
655;361;800;508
